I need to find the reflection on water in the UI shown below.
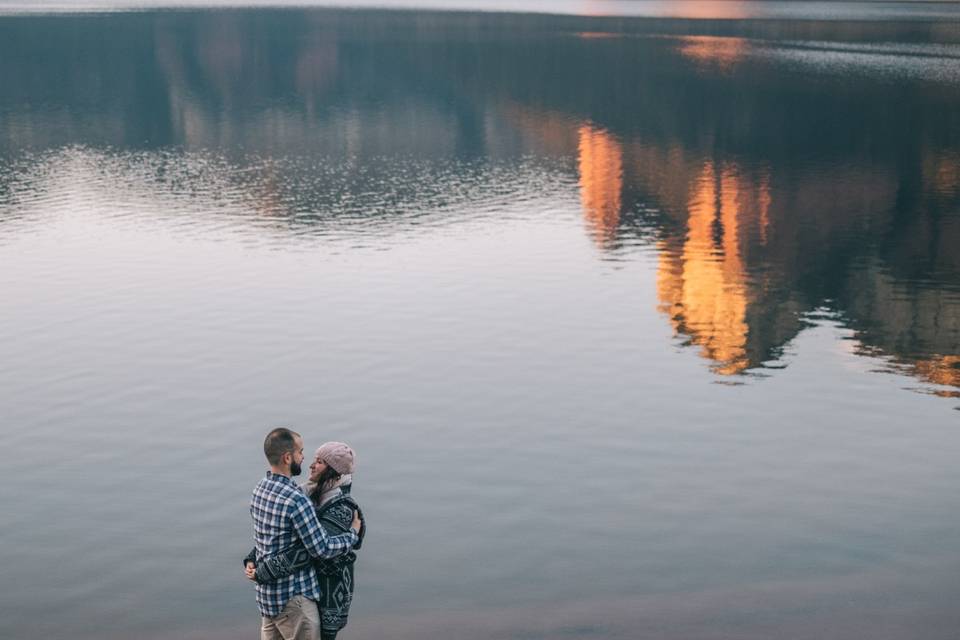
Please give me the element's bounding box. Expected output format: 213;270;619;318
0;9;957;390
677;35;750;70
656;161;757;375
916;356;960;394
1;8;960;640
578;124;623;247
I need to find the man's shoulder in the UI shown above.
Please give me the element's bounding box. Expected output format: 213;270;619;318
252;475;309;507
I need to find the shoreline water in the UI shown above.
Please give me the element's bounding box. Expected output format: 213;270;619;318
135;564;960;640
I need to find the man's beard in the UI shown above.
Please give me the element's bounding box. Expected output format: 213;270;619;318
290;460;302;476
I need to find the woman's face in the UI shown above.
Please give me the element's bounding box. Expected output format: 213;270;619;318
309;453;328;482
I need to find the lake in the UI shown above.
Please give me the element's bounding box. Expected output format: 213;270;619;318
0;3;958;639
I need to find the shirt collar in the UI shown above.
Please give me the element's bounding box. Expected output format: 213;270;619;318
265;470;296;486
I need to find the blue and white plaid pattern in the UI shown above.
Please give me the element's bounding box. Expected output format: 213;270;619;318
250;471;358;617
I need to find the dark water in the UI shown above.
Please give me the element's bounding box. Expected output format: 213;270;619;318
1;5;959;640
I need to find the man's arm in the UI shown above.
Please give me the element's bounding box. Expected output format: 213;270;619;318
289;494;359;559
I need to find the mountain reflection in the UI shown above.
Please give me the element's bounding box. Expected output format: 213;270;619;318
0;10;958;394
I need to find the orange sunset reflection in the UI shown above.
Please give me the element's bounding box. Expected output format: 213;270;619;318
578;124;623;247
913;355;960;394
495;98;957;392
656;162;771;375
677;36;750;70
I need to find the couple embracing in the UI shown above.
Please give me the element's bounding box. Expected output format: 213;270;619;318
246;427;367;640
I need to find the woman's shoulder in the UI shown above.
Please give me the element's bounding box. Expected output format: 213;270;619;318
317;490;356;514
317;501;354;533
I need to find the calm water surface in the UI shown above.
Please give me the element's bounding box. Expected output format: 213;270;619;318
1;5;959;640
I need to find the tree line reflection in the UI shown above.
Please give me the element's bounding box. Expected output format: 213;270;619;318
0;10;957;392
574;121;959;390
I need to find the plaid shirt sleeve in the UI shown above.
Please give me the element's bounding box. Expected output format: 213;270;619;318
289;492;359;559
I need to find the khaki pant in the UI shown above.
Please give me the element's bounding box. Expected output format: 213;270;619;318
261;595;321;640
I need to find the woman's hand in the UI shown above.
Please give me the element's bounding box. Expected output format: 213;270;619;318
351;510;362;532
245;562;257;582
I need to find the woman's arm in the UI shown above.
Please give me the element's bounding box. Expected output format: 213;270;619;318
253;545;312;583
254;496;365;584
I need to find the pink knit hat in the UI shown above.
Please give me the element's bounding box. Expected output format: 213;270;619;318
316;441;355;475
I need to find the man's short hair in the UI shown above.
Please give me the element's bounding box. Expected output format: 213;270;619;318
264;427;300;465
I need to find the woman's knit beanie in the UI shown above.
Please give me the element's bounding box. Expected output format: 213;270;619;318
316;441;355;475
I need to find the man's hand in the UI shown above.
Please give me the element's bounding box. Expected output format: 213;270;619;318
245;561;257;582
351;510;362;533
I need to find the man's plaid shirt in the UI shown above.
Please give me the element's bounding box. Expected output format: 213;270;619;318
250;471;359;617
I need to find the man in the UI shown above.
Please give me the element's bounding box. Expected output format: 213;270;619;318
249;427;362;640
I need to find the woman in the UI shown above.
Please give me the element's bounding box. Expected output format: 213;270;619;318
245;442;366;640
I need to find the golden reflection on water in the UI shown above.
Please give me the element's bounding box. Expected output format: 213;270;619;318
677;36;750;70
577;124;623;247
566;117;958;390
569;119;779;376
656;162;773;375
914;355;960;394
565;115;957;392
